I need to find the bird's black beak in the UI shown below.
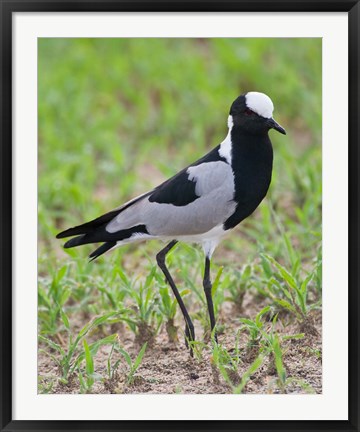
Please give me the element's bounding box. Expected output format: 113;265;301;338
267;117;286;135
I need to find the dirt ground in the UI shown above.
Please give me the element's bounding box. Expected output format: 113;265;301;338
38;293;322;395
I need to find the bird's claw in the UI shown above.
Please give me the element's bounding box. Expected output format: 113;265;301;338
184;324;195;357
211;327;218;344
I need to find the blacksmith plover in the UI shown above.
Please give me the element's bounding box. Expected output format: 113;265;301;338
57;91;286;354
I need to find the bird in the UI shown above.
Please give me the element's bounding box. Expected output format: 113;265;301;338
56;91;286;354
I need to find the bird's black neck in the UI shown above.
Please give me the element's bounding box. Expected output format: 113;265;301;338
230;127;273;165
223;127;273;230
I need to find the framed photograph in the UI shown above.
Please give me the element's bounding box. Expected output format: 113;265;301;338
1;1;358;431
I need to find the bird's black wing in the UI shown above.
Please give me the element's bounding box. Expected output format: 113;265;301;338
149;145;227;207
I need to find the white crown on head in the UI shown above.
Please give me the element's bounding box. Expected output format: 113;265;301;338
245;92;274;119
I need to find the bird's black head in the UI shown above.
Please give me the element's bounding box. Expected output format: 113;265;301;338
229;92;286;136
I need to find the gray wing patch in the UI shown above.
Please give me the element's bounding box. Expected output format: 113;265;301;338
106;161;236;236
187;161;232;196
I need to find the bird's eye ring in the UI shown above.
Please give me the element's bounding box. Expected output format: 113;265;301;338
244;108;254;116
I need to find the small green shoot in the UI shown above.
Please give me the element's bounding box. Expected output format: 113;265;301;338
117;343;148;385
39;311;125;381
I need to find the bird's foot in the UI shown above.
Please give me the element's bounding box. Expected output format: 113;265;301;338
184;324;195;357
211;328;218;344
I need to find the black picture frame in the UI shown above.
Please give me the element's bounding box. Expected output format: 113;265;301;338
1;1;359;431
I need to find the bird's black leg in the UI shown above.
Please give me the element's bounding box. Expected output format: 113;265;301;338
203;256;218;343
156;240;195;355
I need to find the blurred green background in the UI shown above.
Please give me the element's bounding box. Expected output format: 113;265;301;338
38;38;322;394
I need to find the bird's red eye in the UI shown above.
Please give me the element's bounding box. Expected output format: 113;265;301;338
244;108;254;116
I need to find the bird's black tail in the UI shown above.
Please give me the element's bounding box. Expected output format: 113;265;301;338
60;229;116;261
58;220;149;261
89;242;117;261
56;193;151;261
61;230;116;261
56;209;120;240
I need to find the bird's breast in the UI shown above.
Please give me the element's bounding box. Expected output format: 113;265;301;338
224;135;273;230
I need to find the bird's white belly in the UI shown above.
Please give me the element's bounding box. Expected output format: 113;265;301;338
172;224;228;258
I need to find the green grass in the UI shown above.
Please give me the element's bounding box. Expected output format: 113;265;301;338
38;38;322;394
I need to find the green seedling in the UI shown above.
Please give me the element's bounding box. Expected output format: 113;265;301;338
211;339;242;387
78;338;95;393
224;264;253;312
107;342;122;381
261;254;320;322
117;343;148;385
125;266;162;345
97;266;130;311
238;309;305;392
234;354;265;394
239;305;272;348
39;311;126;382
38;264;71;335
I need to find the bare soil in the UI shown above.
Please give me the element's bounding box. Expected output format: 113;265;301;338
38;295;322;395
